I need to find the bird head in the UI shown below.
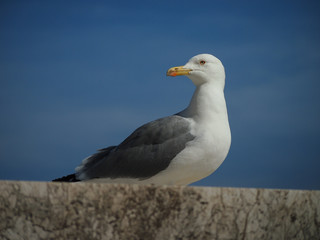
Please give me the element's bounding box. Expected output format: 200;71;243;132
167;54;225;88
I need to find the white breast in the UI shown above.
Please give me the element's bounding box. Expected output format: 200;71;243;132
161;83;231;185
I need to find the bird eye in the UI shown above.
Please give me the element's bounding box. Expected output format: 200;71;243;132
200;60;206;65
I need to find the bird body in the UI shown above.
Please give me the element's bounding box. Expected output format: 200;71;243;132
53;54;231;185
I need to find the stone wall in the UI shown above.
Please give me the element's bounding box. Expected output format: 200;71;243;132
0;180;319;240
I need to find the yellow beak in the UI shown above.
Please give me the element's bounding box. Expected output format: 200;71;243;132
166;66;192;77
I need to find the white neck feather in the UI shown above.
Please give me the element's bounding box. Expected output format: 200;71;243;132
178;82;229;125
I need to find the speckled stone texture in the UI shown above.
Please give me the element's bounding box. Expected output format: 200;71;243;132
0;181;319;240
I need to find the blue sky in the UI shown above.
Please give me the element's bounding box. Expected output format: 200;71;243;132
1;0;319;189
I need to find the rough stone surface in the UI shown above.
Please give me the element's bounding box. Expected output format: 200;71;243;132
0;181;319;240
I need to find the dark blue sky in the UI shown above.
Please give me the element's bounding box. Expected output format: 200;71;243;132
1;1;320;189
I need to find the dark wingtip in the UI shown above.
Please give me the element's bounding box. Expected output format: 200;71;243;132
52;173;80;182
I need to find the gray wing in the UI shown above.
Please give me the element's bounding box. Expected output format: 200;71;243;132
76;115;195;180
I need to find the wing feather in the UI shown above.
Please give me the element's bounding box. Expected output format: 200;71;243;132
76;115;194;180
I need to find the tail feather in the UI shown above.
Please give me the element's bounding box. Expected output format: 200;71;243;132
52;173;80;182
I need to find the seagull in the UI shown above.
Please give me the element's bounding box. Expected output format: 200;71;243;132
53;54;231;185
